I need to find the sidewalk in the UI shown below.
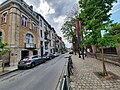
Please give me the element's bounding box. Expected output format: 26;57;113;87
70;54;120;90
0;63;18;76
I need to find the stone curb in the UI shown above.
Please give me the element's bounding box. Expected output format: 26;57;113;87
0;68;18;76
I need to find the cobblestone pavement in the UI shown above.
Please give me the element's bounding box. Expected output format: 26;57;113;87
70;54;120;90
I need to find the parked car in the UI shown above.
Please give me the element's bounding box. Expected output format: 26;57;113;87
42;53;55;60
18;55;45;69
53;52;60;57
69;50;73;54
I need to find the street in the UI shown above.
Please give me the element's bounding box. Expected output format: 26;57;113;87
0;54;68;90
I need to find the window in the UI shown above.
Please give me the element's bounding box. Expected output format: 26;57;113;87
45;42;48;50
50;49;52;53
32;23;36;30
50;40;51;46
22;15;27;27
44;23;47;31
40;19;42;27
40;30;42;38
0;32;2;40
2;13;7;23
49;31;51;38
40;41;43;46
32;56;38;59
26;34;33;44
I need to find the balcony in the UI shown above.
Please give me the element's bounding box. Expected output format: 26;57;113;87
25;43;36;49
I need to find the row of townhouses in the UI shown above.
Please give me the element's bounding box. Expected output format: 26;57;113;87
0;0;65;64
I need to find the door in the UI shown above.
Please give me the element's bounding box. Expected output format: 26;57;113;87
21;51;29;59
33;50;38;55
41;47;43;56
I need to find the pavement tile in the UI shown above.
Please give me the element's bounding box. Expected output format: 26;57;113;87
0;64;18;76
70;54;120;90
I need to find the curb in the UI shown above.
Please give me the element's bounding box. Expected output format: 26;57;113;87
0;69;18;76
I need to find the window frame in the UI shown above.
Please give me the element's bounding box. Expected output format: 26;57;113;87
26;33;34;44
22;15;27;27
2;13;7;23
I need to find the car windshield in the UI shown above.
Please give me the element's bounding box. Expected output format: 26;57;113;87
23;56;30;59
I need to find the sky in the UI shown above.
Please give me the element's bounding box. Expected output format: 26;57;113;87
0;0;120;48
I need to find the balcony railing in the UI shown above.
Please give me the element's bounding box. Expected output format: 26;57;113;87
25;43;36;49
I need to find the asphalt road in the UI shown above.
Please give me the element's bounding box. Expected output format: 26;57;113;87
0;54;68;90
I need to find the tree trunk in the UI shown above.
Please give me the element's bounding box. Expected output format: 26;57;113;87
2;60;5;72
101;47;108;76
91;45;97;59
91;45;96;53
116;43;120;57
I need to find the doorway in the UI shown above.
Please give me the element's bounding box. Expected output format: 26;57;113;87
21;50;29;59
33;50;38;55
41;47;43;56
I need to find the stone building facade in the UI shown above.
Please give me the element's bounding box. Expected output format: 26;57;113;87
0;0;66;65
0;0;39;64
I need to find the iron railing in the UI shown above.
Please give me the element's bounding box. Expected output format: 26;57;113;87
60;55;73;90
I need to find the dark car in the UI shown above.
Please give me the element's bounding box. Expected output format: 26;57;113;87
18;55;45;69
42;53;55;60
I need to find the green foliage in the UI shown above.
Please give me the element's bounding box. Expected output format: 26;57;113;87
97;34;117;47
78;0;117;47
0;39;9;55
109;23;120;35
61;18;76;43
0;49;9;55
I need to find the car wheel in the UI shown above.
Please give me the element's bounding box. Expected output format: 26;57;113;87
31;63;35;68
18;66;23;70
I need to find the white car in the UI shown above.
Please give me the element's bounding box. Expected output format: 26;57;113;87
54;53;60;57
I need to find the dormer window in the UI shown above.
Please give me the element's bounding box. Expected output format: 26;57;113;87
40;19;42;27
2;13;7;23
22;15;27;27
44;23;47;31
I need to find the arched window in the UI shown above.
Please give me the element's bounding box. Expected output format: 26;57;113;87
26;33;34;44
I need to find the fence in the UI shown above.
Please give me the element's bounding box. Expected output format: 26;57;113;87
88;52;120;66
60;55;73;90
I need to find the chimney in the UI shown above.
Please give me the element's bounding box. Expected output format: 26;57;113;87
30;5;33;10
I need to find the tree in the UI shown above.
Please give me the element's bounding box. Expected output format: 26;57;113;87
109;23;120;57
109;23;120;35
78;0;117;77
61;18;78;54
0;39;9;72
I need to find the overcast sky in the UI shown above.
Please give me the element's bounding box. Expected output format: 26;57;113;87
23;0;79;48
0;0;120;48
